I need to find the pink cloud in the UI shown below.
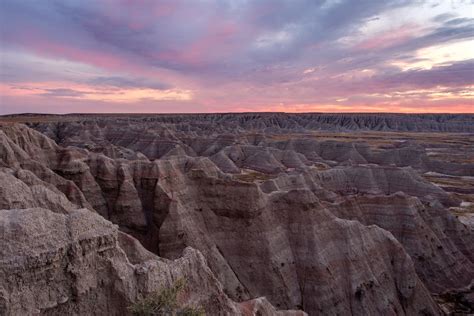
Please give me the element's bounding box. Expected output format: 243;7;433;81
8;27;124;70
354;25;419;51
8;34;195;92
247;101;474;114
1;1;472;115
155;19;239;67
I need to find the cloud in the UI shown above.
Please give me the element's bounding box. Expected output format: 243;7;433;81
87;76;171;90
41;88;85;97
376;59;474;89
1;0;473;114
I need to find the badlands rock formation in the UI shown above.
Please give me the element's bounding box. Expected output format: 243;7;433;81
0;113;473;315
0;125;305;316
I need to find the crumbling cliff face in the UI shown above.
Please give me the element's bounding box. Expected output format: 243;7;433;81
0;125;304;315
1;116;473;315
0;206;306;316
0;207;232;315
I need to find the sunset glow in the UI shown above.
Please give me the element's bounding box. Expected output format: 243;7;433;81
0;0;473;114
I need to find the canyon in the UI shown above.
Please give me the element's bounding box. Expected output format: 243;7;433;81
0;113;473;315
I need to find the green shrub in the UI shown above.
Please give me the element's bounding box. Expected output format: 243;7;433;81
178;307;205;316
128;278;205;316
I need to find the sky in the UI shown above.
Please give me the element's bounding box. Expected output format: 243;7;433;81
0;0;473;114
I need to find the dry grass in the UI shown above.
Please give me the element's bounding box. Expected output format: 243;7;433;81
310;163;330;171
234;170;276;182
128;278;204;316
266;131;474;152
423;175;473;187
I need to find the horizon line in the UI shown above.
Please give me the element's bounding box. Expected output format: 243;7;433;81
1;111;474;117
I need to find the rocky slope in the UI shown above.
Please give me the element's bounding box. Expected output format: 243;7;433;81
0;207;233;315
0;125;304;315
1;114;473;315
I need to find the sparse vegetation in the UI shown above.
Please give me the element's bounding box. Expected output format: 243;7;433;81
128;278;205;316
234;169;276;182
